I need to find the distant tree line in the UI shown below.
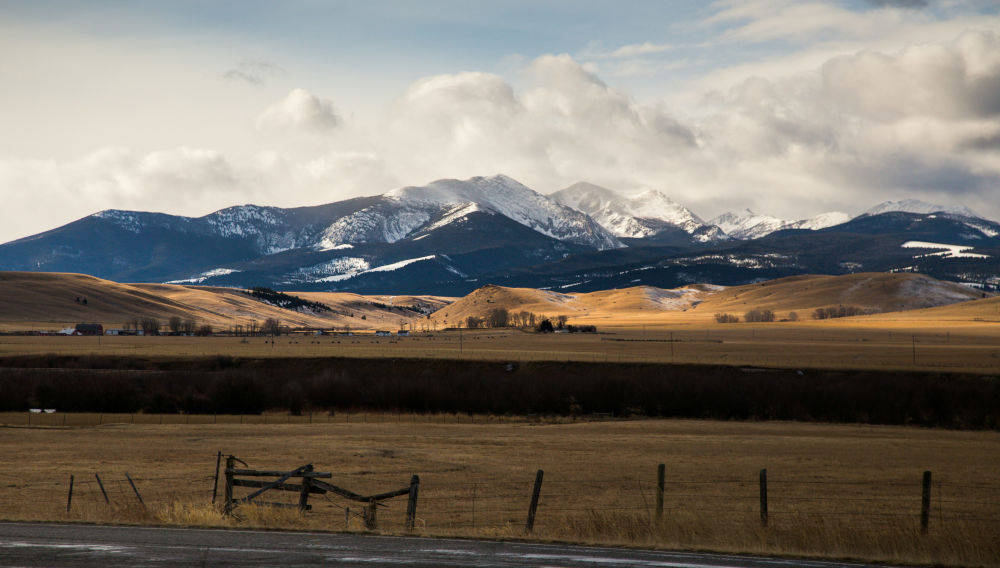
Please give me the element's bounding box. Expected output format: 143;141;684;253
1;355;997;429
463;309;579;333
715;309;799;324
812;305;879;319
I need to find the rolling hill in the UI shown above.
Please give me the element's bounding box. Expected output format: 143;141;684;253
427;273;986;328
0;272;450;331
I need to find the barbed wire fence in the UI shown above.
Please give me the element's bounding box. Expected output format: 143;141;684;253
4;461;997;539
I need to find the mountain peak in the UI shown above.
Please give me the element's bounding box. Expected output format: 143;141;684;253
863;199;979;218
343;175;623;250
552;182;713;241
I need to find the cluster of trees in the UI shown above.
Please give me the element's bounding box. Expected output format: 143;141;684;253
167;316;197;335
2;356;997;429
743;308;775;323
230;319;285;336
463;309;579;333
465;308;558;330
123;316;213;336
715;309;800;324
812;305;877;319
247;287;330;313
125;316;167;335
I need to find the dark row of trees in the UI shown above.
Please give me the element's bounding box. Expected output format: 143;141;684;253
121;316;212;336
715;305;881;324
465;308;570;331
2;356;998;429
812;305;879;319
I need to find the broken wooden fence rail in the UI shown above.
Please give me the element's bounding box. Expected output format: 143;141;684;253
223;455;420;529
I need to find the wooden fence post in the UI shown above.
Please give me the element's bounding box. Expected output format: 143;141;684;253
125;472;145;507
526;469;544;533
212;451;222;504
759;468;768;528
224;456;235;516
364;498;378;529
405;475;420;531
95;474;110;504
656;463;665;521
921;470;932;534
66;475;74;513
298;465;314;512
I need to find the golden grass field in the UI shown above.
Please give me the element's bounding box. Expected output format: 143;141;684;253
1;321;999;372
0;418;997;567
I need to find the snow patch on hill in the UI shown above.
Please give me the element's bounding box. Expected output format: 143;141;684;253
901;241;990;259
899;274;983;307
644;286;708;310
166;268;241;284
317;255;437;282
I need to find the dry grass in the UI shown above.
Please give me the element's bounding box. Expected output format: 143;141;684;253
2;322;1000;372
0;419;997;566
0;271;450;331
426;273;987;329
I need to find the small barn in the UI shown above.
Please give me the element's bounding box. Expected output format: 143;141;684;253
74;323;104;336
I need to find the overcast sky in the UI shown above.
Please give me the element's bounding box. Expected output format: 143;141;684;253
2;0;999;243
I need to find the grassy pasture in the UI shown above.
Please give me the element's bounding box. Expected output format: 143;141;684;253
0;419;997;566
2;322;999;372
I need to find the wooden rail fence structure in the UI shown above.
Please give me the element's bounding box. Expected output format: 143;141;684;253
221;455;420;530
58;459;958;537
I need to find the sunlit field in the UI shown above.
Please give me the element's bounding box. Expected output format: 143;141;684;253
2;321;999;372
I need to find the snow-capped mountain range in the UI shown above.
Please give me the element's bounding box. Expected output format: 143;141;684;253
551;182;724;243
1;173;996;295
317;175;622;251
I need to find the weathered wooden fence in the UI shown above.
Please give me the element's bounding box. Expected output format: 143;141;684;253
222;455;420;530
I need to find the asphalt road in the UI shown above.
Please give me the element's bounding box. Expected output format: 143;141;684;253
0;522;900;568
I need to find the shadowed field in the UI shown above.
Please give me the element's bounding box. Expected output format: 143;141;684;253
0;419;997;567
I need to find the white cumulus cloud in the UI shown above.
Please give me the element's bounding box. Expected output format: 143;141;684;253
255;88;341;133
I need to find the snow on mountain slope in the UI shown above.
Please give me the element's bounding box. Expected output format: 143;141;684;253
316;175;622;250
709;209;789;240
551;182;720;242
316;202;434;249
709;209;849;240
204;205;311;254
863;199;979;218
789;211;851;230
96;205;314;255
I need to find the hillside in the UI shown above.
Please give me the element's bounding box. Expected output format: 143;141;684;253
429;273;985;327
0;270;988;333
0;272;449;331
